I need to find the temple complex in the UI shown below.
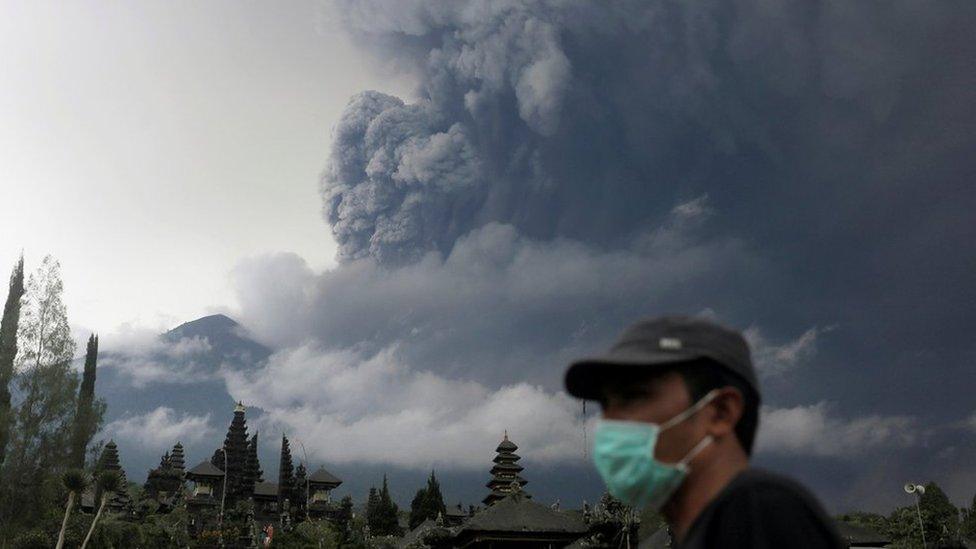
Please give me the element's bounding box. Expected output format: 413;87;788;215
79;405;642;548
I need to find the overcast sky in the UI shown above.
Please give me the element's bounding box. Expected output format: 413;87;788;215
0;0;411;334
3;0;975;514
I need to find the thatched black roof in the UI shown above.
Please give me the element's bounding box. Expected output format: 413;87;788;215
308;466;342;487
253;481;278;498
461;493;587;535
186;460;225;479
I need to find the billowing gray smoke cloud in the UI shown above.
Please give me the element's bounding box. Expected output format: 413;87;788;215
227;0;976;510
236;200;752;386
323;1;975;270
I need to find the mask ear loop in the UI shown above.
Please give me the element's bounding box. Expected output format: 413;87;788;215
660;388;721;431
678;434;713;467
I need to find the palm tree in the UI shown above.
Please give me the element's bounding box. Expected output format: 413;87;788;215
56;469;89;549
81;470;121;549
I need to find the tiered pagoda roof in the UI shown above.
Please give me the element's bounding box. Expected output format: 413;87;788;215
483;432;528;506
308;466;343;489
186;460;225;481
242;432;263;495
96;440;132;512
221;401;250;502
169;442;186;475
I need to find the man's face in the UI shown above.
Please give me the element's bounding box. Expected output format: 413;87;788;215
600;371;710;464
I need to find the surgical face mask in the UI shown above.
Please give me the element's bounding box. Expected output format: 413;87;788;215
592;390;718;511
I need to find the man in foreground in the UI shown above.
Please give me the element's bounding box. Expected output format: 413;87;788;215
565;316;843;548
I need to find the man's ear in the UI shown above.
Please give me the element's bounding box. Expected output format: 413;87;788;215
706;387;743;437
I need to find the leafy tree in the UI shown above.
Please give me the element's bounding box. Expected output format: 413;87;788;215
0;254;24;466
12;529;51;549
0;256;79;532
336;494;355;541
919;482;961;546
344;512;371;549
409;470;447;529
883;482;963;548
9;256;78;468
272;520;340;548
961;493;976;541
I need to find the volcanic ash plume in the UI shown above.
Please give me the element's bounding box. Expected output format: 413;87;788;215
322;1;975;271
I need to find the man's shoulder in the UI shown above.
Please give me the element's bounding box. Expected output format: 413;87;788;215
727;468;813;489
722;467;822;504
680;468;844;548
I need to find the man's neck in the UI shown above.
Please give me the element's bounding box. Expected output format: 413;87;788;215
664;447;749;542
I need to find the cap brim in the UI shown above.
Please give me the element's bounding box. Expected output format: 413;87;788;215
564;350;704;400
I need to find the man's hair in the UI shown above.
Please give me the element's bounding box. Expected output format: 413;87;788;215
599;359;760;455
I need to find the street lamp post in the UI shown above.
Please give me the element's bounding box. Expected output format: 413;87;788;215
298;440;311;521
219;447;228;547
904;483;927;549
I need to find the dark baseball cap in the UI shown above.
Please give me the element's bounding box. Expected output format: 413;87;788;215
564;316;759;400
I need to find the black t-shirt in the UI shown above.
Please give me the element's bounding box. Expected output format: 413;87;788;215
675;468;844;549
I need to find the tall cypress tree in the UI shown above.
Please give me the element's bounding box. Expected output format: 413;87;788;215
424;471;446;518
69;334;99;468
0;255;24;466
409;488;427;530
210;447;226;471
375;474;401;536
278;434;295;510
366;486;379;532
409;470;446;529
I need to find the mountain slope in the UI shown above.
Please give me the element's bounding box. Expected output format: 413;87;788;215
95;314;271;480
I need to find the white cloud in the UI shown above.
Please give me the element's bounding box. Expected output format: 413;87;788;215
99;340;214;389
745;326;820;377
671;194;712;220
966;411;976;432
99;325;216;388
101;407;214;448
757;401;917;457
223;343;589;470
